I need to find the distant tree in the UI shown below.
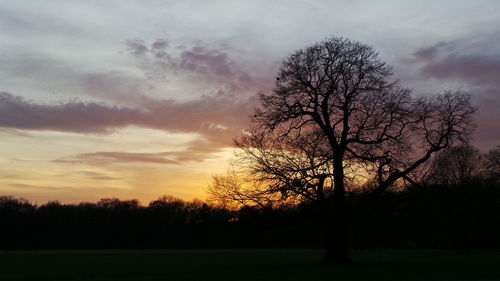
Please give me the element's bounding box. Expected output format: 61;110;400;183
483;146;500;181
149;195;185;210
210;36;476;263
0;196;34;212
426;143;481;185
97;198;140;209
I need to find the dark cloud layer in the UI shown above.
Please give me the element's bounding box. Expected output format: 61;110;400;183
0;92;136;133
0;91;256;158
0;91;254;134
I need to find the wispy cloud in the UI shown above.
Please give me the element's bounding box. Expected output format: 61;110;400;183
76;171;122;181
55;152;181;165
53;145;222;165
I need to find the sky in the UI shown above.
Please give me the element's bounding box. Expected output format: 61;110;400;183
1;0;499;204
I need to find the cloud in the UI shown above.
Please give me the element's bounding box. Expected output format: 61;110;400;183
0;88;257;164
0;4;85;38
0;38;268;137
0;52;159;109
151;39;168;49
409;38;500;151
420;55;500;88
0;91;254;137
0;92;138;133
411;37;500;88
126;39;149;57
126;39;271;92
55;152;181;165
412;42;449;61
0;128;32;137
76;171;122;181
53;144;221;165
177;46;238;78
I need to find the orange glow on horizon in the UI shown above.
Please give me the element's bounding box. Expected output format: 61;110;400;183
0;128;234;205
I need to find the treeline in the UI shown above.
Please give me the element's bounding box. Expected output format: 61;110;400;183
347;145;500;250
349;181;500;250
0;195;318;250
1;181;499;251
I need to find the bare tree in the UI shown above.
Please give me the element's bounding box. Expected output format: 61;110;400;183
427;143;481;185
207;130;328;209
483;146;500;181
210;36;476;263
207;169;284;210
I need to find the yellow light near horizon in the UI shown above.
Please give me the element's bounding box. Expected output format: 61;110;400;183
0;128;235;205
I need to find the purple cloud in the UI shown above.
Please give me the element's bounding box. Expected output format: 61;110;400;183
411;39;500;88
0;92;137;133
0;91;254;133
410;40;500;151
126;39;149;57
420;55;500;87
412;42;449;61
127;39;270;92
0;91;256;158
151;39;168;49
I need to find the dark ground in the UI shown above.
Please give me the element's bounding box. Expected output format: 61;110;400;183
0;250;499;281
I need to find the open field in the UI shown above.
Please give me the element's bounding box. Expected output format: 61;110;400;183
1;250;500;281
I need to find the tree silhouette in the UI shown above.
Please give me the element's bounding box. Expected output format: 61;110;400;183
426;143;481;185
483;146;500;181
211;36;476;263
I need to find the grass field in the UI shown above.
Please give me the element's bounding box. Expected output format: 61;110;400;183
0;250;499;281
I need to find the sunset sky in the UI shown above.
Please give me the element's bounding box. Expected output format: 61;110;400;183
1;0;499;204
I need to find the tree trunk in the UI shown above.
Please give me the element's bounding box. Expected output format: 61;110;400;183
321;156;353;264
321;201;352;263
